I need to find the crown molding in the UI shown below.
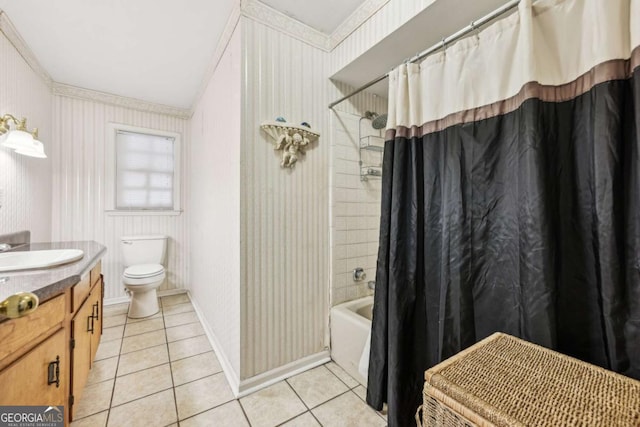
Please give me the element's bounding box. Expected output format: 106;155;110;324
52;83;191;119
241;0;330;51
190;3;242;115
0;10;53;87
328;0;390;49
240;0;391;52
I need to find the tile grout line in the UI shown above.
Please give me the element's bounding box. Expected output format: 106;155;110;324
161;297;180;425
103;307;127;427
281;378;325;426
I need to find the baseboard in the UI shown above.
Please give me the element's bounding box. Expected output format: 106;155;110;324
188;291;330;398
237;350;331;398
158;289;188;297
188;292;241;395
104;296;130;306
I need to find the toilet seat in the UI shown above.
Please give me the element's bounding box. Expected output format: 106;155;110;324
123;264;165;286
124;263;164;279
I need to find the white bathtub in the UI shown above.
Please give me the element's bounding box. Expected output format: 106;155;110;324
330;296;373;386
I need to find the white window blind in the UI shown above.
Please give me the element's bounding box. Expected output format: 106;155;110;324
115;130;175;210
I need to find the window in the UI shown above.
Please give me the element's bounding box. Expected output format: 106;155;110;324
106;124;181;214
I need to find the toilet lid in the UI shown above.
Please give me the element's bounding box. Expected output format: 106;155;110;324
124;264;164;278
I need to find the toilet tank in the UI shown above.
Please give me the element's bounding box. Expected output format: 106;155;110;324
121;235;167;267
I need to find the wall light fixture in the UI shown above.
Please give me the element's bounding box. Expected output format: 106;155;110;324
0;114;46;158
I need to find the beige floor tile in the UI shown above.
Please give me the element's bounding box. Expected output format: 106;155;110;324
120;329;166;354
123;317;164;337
180;400;249;427
102;313;127;328
94;338;121;361
108;389;177;427
117;344;169;376
166;322;205;342
112;364;174;406
126;311;163;324
287;366;349;408
70;410;108;427
281;412;321;426
161;293;190;307
103;303;129;316
175;373;235;420
171;351;222;386
162;302;194;316
239;381;306;427
87;356;118;385
312;391;386;427
164;311;200;328
353;385;367;401
73;379;114;419
101;325;124;342
326;361;360;388
168;335;211;361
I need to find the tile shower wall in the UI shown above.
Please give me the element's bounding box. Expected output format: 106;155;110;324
0;26;52;241
51;95;190;301
330;109;385;306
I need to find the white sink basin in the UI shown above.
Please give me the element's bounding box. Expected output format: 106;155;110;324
0;249;84;272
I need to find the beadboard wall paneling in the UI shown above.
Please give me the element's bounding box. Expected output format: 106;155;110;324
240;17;330;379
51;95;190;301
189;22;242;379
329;0;436;76
330;110;384;306
0;30;52;241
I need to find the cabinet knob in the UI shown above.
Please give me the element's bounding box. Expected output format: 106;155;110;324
47;355;60;388
0;292;39;318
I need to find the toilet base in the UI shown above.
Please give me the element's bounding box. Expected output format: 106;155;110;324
127;288;160;318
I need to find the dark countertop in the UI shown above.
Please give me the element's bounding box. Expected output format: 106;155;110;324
0;241;107;311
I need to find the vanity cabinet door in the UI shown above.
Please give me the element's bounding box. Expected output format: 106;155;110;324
0;328;66;406
70;296;94;420
89;281;103;363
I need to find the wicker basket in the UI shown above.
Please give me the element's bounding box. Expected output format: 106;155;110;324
417;332;640;427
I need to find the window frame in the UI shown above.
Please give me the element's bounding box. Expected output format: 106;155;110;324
105;123;182;215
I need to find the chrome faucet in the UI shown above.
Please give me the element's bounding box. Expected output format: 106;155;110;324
0;243;11;252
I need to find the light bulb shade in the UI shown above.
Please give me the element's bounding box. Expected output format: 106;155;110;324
14;138;47;158
1;129;34;150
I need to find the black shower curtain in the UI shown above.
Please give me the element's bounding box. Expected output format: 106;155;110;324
367;63;640;426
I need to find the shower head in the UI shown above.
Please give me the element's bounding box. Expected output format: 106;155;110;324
364;111;388;130
371;113;387;130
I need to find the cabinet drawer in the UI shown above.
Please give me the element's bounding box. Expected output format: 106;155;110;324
90;261;102;288
0;294;65;368
71;273;91;314
0;328;66;406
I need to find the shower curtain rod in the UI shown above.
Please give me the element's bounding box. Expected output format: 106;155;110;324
328;0;521;109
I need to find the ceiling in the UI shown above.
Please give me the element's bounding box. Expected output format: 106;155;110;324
0;0;367;110
261;0;366;34
0;0;515;110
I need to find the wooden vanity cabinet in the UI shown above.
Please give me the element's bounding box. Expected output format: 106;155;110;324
0;259;104;427
69;263;103;421
0;329;67;406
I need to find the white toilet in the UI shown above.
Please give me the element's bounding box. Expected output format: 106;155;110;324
121;234;167;318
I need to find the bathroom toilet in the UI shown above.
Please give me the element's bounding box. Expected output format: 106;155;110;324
121;235;167;318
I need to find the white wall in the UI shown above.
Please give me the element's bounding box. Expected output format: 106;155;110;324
0;28;52;241
189;22;242;381
51;95;190;301
240;16;331;379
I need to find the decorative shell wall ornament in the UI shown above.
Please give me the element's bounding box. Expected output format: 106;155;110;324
261;121;320;169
